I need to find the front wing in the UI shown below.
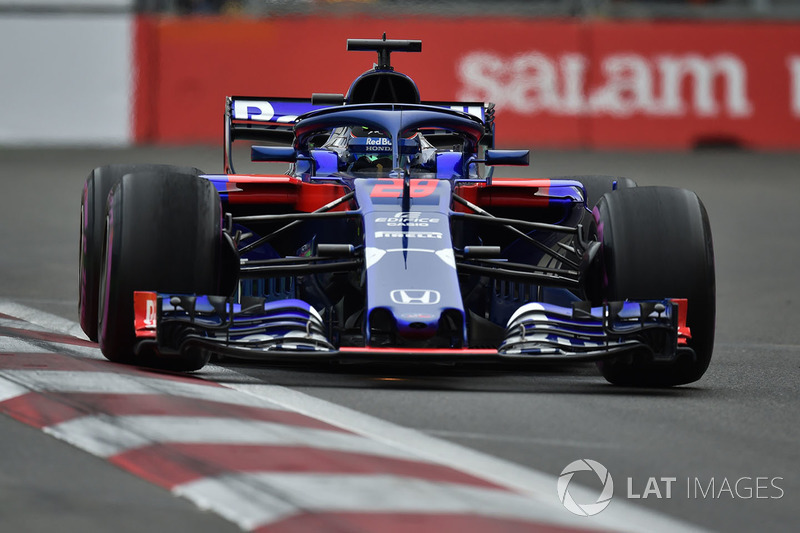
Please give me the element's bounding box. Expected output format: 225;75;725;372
132;292;693;366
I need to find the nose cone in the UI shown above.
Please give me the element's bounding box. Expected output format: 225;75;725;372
389;289;450;340
356;178;466;348
369;305;464;347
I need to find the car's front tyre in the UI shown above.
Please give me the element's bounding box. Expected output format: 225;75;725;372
97;170;223;371
593;186;716;387
79;164;203;341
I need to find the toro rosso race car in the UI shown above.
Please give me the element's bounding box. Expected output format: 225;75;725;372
79;37;715;386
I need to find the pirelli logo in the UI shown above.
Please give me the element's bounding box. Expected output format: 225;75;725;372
375;231;442;239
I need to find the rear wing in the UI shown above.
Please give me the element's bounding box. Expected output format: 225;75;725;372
224;96;495;174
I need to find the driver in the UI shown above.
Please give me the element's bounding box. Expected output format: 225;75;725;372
348;127;394;173
345;126;436;175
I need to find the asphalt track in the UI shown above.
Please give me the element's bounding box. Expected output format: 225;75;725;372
1;146;799;532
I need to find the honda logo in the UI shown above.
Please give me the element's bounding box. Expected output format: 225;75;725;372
390;289;441;305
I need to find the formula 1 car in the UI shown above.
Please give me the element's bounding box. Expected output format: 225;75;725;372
79;36;715;386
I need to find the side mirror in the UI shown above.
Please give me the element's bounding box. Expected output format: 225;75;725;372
251;146;298;162
484;149;530;166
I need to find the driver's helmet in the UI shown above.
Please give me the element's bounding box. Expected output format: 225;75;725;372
345;126;435;174
347;127;396;172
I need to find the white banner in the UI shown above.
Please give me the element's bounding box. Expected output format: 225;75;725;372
0;1;133;8
0;13;132;145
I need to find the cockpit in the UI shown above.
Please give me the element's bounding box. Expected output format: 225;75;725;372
312;125;438;178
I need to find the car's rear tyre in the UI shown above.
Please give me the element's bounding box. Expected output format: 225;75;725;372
79;164;203;341
594;186;715;387
97;171;222;371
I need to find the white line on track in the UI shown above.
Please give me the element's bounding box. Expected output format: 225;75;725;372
0;335;46;353
1;299;709;533
0;369;292;412
0;376;28;402
0;317;53;332
0;300;88;340
47;415;430;460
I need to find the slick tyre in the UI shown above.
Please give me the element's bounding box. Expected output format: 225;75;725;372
79;164;203;341
594;187;715;387
97;171;222;371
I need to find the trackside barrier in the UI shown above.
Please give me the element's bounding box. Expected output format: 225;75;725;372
134;16;800;150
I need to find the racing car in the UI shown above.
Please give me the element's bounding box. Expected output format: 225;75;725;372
79;36;715;386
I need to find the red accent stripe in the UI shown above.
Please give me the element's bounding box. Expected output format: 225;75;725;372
453;180;552;209
224;177;349;212
256;512;601;533
0;392;344;431
224;175;296;183
342;347;497;355
0;312;19;320
134;291;158;338
672;298;692;345
0;392;87;428
111;444;507;491
489;179;552;188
